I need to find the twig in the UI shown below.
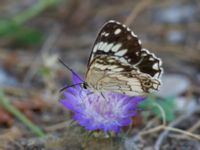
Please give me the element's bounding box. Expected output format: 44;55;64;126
139;101;166;135
164;126;200;140
152;102;166;126
140;125;200;141
143;117;159;130
167;133;191;140
124;0;154;26
139;103;200;149
188;120;200;133
128;101;166;149
154;113;192;150
140;125;165;136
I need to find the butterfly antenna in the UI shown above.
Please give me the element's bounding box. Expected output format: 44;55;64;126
58;58;84;82
59;83;83;92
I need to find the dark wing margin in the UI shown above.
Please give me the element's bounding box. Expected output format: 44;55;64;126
135;48;163;80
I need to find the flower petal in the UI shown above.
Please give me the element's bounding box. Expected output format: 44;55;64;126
118;118;132;126
72;72;83;85
60;72;146;133
60;99;76;111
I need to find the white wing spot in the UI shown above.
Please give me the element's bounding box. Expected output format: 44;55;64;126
154;72;160;78
111;43;122;52
101;32;105;36
112;67;124;71
108;20;115;23
94;63;107;70
149;57;154;61
105;33;109;36
90;55;94;62
93;43;99;52
138;40;142;45
100;42;108;51
116;22;120;25
115;49;127;56
142;48;150;54
119;57;128;64
108;65;118;69
152;63;159;70
131;31;137;37
104;43;113;52
108;59;115;63
98;42;104;49
141;53;147;56
126;27;131;31
122;24;126;28
114;28;121;35
153;83;159;89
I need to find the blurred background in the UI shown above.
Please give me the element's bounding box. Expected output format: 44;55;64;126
0;0;200;149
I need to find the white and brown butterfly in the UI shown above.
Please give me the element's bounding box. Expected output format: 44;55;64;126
60;20;163;96
83;20;163;96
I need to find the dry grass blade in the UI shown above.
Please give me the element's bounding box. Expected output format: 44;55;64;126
188;120;200;133
154;113;200;150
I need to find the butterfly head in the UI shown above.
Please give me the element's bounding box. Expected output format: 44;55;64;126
81;82;89;89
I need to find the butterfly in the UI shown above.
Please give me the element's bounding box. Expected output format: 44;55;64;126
82;20;163;96
60;20;163;96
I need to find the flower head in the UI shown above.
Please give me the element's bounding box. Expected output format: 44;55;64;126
60;73;145;133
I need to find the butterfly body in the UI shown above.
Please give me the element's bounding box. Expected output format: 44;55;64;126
85;20;163;96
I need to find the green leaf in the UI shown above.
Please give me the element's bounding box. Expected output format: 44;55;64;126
0;20;19;36
139;96;176;122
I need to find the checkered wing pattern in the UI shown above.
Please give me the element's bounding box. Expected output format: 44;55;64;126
85;20;163;96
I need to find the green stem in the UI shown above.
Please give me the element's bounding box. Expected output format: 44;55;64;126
0;90;45;137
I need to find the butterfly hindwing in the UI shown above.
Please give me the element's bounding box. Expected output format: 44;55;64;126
86;55;161;96
137;49;162;79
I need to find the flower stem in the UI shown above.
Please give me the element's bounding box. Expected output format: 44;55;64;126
0;90;45;137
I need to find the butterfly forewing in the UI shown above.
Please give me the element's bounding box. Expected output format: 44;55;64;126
88;20;142;66
86;20;163;96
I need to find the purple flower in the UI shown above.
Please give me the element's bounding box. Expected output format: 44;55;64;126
60;73;145;133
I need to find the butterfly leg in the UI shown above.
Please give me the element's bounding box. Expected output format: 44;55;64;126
78;90;94;102
86;91;94;96
100;92;109;102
